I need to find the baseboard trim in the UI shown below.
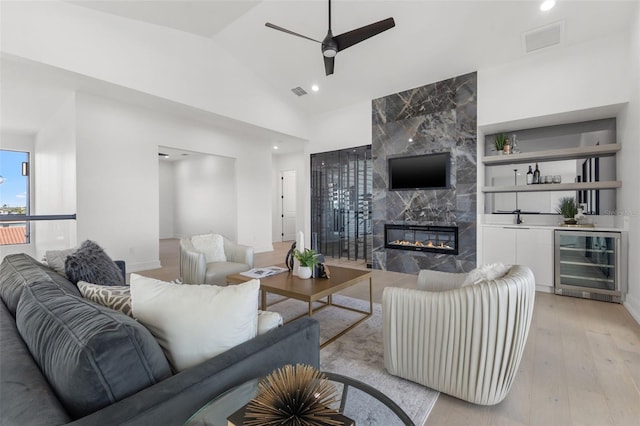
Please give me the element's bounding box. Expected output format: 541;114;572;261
127;260;162;273
623;293;640;326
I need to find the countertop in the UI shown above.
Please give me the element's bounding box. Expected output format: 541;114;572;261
481;214;628;232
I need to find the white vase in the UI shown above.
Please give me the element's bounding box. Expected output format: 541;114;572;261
297;266;312;279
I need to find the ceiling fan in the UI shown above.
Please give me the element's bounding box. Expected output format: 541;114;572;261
265;0;395;76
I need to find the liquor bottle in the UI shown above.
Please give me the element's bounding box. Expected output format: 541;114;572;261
526;165;533;185
532;163;540;184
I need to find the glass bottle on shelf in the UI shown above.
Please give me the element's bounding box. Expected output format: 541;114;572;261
532;163;541;184
526;165;533;185
511;134;519;154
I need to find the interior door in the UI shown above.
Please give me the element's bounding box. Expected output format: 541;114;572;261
281;170;297;241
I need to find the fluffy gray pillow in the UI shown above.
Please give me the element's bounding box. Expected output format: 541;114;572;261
65;240;124;286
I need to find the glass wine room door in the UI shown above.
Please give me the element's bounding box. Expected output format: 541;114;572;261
554;230;625;303
310;145;372;263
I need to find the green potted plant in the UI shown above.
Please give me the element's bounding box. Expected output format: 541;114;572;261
494;133;508;154
293;248;320;279
556;197;579;225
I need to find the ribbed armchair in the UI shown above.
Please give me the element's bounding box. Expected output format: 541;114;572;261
382;265;535;405
179;236;254;286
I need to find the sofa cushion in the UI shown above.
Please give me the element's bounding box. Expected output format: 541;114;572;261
16;280;171;419
65;240;125;286
0;300;70;426
191;233;227;263
78;281;133;317
0;253;80;316
130;274;259;372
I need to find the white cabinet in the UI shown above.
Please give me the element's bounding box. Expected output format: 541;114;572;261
482;226;553;290
483;227;516;265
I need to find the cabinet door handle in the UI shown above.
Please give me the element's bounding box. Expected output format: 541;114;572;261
504;227;530;230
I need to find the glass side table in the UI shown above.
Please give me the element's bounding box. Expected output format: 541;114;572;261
184;371;414;426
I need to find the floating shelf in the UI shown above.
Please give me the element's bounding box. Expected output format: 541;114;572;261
482;180;621;193
482;143;621;166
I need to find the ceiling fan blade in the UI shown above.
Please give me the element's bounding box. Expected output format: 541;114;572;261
265;22;322;44
334;17;395;52
324;56;335;76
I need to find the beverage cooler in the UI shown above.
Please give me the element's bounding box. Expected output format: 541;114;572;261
554;230;627;303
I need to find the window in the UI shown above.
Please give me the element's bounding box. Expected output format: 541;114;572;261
0;149;30;245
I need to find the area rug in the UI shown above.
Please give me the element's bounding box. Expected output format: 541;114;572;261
268;295;439;426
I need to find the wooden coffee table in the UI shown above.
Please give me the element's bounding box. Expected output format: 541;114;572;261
226;265;372;348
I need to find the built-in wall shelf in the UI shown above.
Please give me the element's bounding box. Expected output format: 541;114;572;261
482;180;622;193
482;143;621;166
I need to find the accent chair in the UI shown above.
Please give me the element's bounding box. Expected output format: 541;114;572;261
179;234;254;285
382;265;535;405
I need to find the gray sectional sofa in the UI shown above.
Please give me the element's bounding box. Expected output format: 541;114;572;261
0;253;320;425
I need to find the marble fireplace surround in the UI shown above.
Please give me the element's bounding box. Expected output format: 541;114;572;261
371;72;477;274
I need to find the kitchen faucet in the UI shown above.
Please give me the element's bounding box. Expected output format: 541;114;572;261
512;170;523;224
514;209;523;224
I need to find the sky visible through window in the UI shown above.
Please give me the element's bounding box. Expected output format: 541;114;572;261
0;149;28;213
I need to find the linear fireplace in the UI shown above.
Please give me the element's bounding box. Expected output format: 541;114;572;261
385;224;459;255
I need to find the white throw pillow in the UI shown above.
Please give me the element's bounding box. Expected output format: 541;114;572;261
130;274;259;372
462;263;510;287
191;234;227;263
257;310;283;335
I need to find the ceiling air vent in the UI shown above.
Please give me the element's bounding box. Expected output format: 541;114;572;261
291;86;308;97
523;21;563;53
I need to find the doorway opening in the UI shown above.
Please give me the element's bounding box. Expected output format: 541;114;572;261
280;170;296;242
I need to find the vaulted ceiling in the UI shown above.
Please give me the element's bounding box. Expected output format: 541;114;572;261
2;0;638;135
68;0;637;114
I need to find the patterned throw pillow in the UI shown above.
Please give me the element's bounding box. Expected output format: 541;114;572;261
77;281;132;317
65;240;125;286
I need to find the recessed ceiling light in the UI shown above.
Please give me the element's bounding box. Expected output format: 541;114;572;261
273;146;279;150
540;0;556;11
311;84;319;92
408;138;413;143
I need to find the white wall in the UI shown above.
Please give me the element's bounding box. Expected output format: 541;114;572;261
478;28;639;322
301;101;373;244
1;0;309;140
619;4;640;323
33;94;77;259
272;152;306;243
478;32;631;127
308;101;372;155
172;155;236;241
76;93;160;271
0;131;37;259
158;160;175;239
74;92;274;271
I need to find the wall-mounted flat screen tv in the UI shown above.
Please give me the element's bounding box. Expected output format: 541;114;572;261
388;152;450;190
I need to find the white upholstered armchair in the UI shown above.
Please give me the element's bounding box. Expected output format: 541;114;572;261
382;265;535;405
179;234;254;286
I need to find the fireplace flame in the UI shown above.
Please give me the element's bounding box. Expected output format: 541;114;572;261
391;240;454;250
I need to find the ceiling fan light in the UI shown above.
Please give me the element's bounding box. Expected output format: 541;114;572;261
540;0;556;11
323;48;337;58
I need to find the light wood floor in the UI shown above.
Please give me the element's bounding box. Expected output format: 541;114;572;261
139;239;640;426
